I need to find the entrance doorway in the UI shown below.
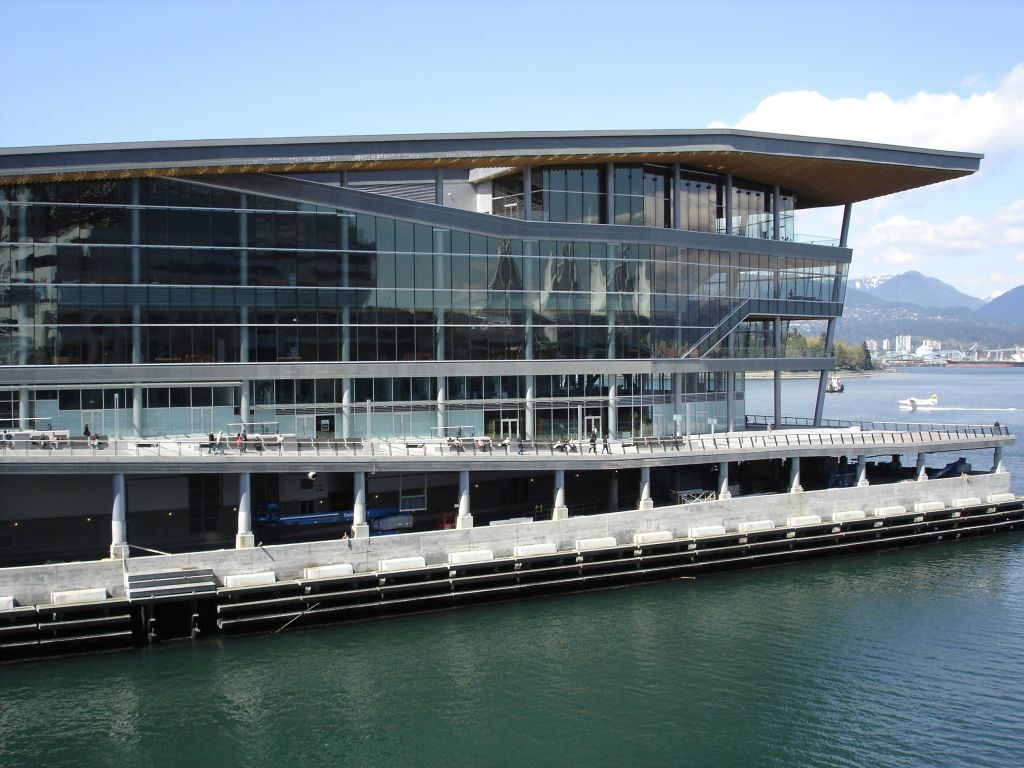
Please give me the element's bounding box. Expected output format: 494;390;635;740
81;410;104;435
191;407;213;435
392;412;411;438
585;414;602;438
295;415;316;438
499;417;519;439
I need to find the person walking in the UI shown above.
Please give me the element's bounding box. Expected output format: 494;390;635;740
588;430;597;454
516;434;524;455
601;433;611;454
208;431;215;455
83;424;91;438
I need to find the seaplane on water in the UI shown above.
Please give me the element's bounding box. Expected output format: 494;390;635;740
898;394;938;411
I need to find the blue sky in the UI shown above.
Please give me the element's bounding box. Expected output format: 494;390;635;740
4;0;1024;298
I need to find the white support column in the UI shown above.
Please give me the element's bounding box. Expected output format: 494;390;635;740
456;470;473;529
525;374;535;440
18;387;29;429
111;473;129;560
437;378;447;437
132;385;143;438
352;471;369;538
639;466;653;510
236;472;254;548
239;380;250;431
673;374;683;435
717;462;732;500
523;165;532;221
916;453;928;481
341;378;352;438
608;473;619;513
856;455;869;487
789;457;803;493
724;174;733;235
993;447;1005;473
672;162;682;229
772;185;781;239
607;379;618;440
552;469;568;520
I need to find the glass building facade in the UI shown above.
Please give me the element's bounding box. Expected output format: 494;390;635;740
0;152;847;441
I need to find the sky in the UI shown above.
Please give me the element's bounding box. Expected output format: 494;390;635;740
3;0;1024;299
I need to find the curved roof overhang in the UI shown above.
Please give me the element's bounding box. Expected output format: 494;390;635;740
0;129;981;208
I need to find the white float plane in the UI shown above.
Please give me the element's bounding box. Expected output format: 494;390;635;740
898;394;938;411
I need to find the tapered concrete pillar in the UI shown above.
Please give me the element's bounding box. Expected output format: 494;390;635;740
789;457;803;493
639;466;653;510
673;374;683;435
352;471;369;538
132;385;143;437
607;380;618;440
916;453;928;481
437;379;447;437
525;375;535;440
236;472;254;548
456;470;473;529
111;473;129;560
992;447;1005;473
239;380;250;431
608;473;619;513
341;378;352;438
552;469;568;520
18;387;29;429
856;455;869;487
717;462;732;500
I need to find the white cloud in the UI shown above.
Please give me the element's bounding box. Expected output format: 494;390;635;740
710;64;1024;154
857;214;990;264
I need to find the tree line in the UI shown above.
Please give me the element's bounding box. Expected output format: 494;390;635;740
786;332;874;370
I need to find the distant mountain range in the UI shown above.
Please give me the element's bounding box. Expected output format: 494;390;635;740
849;271;986;311
822;271;1024;347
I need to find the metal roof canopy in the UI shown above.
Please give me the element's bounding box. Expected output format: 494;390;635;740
0;129;982;208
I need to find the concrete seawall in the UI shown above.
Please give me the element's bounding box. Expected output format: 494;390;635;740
0;473;1010;607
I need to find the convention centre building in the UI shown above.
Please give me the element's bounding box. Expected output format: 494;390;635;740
0;130;1000;567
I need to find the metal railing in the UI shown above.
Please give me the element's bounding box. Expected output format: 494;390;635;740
0;421;1008;463
745;415;1009;438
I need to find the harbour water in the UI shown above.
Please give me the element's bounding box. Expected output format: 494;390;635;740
2;368;1023;767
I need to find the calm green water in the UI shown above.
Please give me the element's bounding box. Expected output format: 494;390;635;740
3;369;1023;767
3;538;1024;767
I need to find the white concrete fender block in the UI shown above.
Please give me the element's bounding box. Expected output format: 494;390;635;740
378;556;427;572
50;588;108;605
576;536;618;551
303;563;354;580
737;520;775;534
913;501;946;514
832;511;866;523
515;542;557;558
0;596;15;611
873;505;907;518
448;549;495;565
987;493;1016;504
786;515;822;527
633;531;673;545
223;571;276;589
688;525;727;539
953;497;982;508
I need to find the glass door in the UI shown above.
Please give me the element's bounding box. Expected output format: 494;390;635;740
499;417;519;439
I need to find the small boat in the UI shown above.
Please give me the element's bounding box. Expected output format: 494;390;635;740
898;394;938;411
825;373;844;393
